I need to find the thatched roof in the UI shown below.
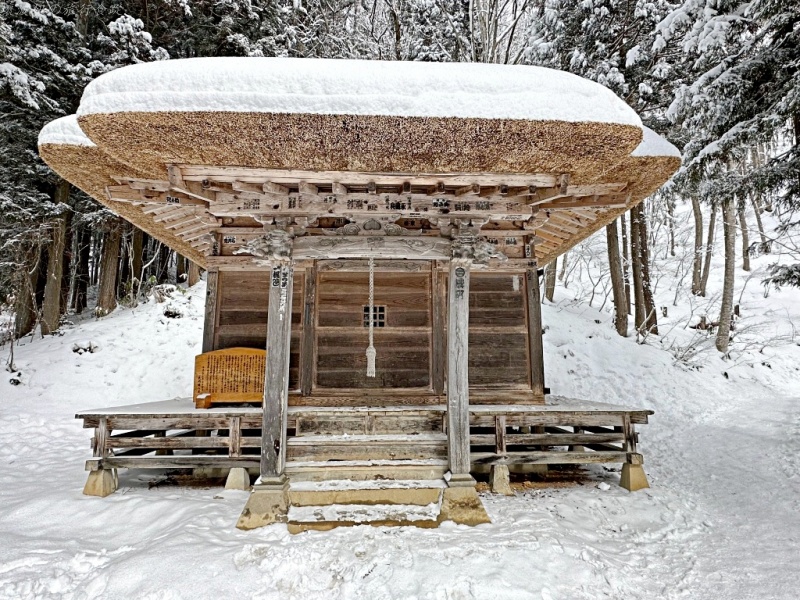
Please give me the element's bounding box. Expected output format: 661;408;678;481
38;58;681;268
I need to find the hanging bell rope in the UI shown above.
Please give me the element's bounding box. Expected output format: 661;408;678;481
366;257;377;377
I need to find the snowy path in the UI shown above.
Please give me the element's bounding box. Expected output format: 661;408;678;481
673;391;800;599
1;284;798;599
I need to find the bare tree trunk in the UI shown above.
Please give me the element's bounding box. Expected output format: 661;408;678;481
558;251;568;281
750;195;769;252
666;197;676;257
691;196;703;295
156;244;171;283
187;261;201;287
14;245;43;338
176;254;187;283
737;202;750;271
620;216;631;314
41;180;70;335
637;204;659;335
90;231;101;286
630;209;646;332
716;198;736;353
544;258;556;302
96;225;122;317
72;227;91;314
700;204;717;297
117;224;131;298
606;219;628;337
59;211;74;315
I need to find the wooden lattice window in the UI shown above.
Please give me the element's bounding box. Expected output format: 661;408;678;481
363;306;386;328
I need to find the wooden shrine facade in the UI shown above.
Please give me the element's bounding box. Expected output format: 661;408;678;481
78;168;655;528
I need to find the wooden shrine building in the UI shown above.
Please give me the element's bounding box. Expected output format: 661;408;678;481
39;58;680;530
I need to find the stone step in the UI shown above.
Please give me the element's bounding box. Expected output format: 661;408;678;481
288;479;446;507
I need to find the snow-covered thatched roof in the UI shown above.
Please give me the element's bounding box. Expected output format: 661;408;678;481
38;58;681;267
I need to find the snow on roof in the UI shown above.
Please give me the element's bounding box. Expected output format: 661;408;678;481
77;57;642;126
38;114;96;147
632;126;681;158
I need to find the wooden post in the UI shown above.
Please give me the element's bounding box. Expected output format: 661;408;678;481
526;268;545;397
432;262;446;396
202;269;219;353
447;257;472;478
300;266;317;396
261;259;294;480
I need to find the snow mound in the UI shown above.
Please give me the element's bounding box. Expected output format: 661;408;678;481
37;114;95;147
632;125;681;158
77;57;642;125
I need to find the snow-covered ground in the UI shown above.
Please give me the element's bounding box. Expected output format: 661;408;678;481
1;204;798;599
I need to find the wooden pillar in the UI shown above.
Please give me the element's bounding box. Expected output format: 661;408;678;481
299;265;317;396
447;257;472;478
202;269;219;353
526;268;546;397
432;261;446;396
261;258;294;480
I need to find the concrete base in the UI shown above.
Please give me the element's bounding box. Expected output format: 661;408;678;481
490;465;514;496
619;463;650;492
236;477;289;530
83;469;117;497
440;477;491;526
225;467;251;491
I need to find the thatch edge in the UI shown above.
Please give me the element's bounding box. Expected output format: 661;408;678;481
39;143;210;268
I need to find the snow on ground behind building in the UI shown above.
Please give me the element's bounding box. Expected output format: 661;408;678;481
0;203;798;599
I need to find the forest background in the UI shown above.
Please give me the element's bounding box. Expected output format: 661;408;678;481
1;0;798;354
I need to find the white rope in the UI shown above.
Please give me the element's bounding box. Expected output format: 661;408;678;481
366;256;377;377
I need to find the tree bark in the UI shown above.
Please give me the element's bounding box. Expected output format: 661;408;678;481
117;224;131;298
156;244;171;283
14;245;43;339
629;208;646;332
72;227;91;314
96;225;122;317
700;204;717;297
637;203;658;335
606;219;628;337
41;180;70;335
691;196;703;295
750;195;769;252
737;202;750;272
716;198;736;353
60;211;74;315
176;254;187;283
620;215;631;314
187;261;201;287
667;197;676;257
558;251;568;281
543;258;556;302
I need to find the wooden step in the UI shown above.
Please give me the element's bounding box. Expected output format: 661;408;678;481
289;405;445;436
289;479;445;506
286;476;446;532
286;433;447;462
285;458;448;482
